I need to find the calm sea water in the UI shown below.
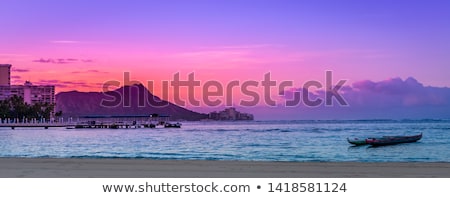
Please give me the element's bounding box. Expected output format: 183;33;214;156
0;120;449;162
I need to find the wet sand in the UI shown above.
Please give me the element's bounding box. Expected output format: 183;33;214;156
0;158;449;178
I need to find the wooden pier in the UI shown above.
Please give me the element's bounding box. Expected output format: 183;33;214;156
0;121;181;129
0;115;181;129
68;121;158;129
0;123;68;129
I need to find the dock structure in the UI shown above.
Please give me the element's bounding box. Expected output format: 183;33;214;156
68;120;157;129
0;121;159;129
0;123;67;129
0;114;182;129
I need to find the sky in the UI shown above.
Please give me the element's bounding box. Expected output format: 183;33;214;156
1;0;450;119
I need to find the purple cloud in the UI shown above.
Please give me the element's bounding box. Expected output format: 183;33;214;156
275;77;450;119
345;77;449;106
50;40;80;44
32;58;94;64
282;77;449;107
71;70;109;74
33;79;100;89
352;77;424;95
37;80;61;84
11;68;29;72
32;58;52;63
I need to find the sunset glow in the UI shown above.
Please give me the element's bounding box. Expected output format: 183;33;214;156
1;0;450;118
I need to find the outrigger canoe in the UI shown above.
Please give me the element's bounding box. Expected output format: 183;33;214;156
347;137;370;146
365;133;422;146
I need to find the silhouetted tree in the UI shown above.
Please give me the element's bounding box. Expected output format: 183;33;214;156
55;111;63;118
0;96;56;122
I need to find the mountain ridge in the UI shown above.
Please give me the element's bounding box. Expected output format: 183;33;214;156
55;84;208;121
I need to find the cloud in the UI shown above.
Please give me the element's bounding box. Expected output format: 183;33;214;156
281;77;449;107
34;79;99;89
32;58;77;64
37;80;61;84
50;40;80;44
11;68;29;72
345;77;449;106
71;70;109;74
352;77;423;94
167;44;343;68
276;77;450;119
163;49;263;69
173;50;249;59
11;75;21;79
32;58;94;64
198;44;280;50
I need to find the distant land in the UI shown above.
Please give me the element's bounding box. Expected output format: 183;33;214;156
56;84;208;121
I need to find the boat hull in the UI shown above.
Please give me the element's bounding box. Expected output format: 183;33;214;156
347;138;368;146
366;133;422;146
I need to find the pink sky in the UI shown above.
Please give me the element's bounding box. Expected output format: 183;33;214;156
1;0;450;109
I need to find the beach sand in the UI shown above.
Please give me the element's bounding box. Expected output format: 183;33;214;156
0;158;449;178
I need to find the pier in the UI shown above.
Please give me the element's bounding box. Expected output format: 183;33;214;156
0;121;181;129
0;123;67;129
0;115;181;129
68;120;159;129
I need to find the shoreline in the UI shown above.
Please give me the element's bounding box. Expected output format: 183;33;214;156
1;158;449;178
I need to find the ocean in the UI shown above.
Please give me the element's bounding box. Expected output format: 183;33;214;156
0;120;449;162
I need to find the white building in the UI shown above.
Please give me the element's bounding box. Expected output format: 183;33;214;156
0;64;55;105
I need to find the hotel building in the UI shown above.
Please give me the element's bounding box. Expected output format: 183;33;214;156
0;64;11;86
0;64;55;105
208;107;254;121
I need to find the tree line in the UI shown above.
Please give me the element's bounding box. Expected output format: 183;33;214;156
0;95;60;122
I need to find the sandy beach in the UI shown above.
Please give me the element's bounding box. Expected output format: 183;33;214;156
0;158;449;178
